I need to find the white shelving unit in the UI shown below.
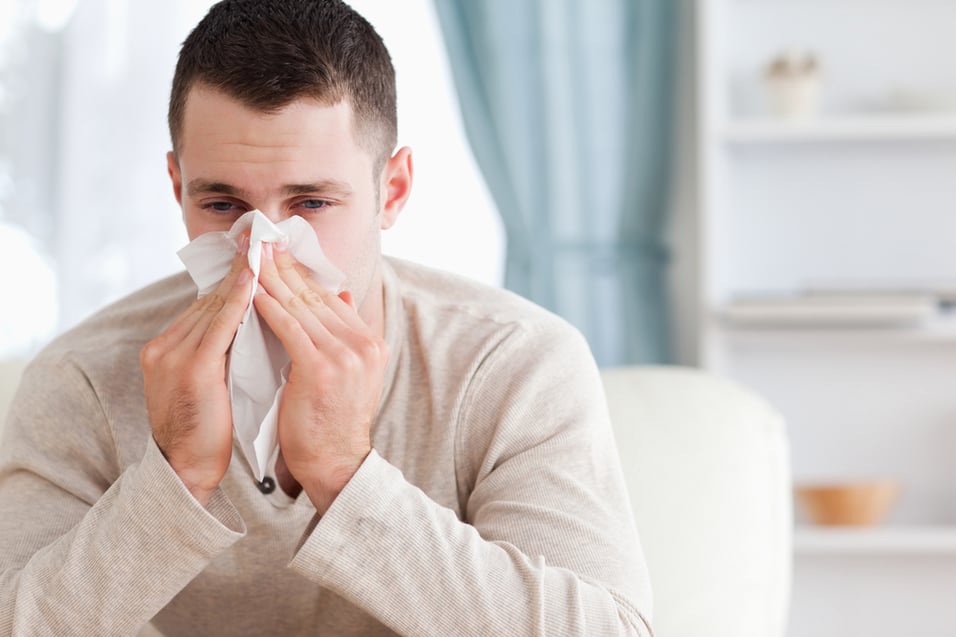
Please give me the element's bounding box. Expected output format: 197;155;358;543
697;1;956;636
722;116;956;143
795;525;956;556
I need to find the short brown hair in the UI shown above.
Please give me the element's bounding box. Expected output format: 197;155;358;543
168;0;397;172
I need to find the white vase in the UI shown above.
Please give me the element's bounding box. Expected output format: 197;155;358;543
765;73;822;120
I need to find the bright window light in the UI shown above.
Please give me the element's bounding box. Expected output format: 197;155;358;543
0;222;57;357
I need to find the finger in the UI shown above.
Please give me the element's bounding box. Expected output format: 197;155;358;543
272;241;367;333
196;267;254;357
154;295;217;353
324;288;370;335
261;262;385;371
253;287;341;363
170;235;249;332
179;239;252;350
269;241;326;308
257;242;353;342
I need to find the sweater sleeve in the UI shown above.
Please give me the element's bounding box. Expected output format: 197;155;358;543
288;321;654;637
0;358;246;637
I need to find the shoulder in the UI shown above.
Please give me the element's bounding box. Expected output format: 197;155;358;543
384;257;599;425
386;257;581;350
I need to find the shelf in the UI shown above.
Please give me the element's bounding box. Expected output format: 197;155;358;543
718;293;937;327
720;116;956;144
712;316;956;343
795;525;956;555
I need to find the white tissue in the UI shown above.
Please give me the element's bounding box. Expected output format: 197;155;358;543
178;210;346;481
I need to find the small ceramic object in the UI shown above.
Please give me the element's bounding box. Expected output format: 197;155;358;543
796;480;900;526
764;51;822;120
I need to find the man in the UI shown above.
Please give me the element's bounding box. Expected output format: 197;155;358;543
0;1;653;635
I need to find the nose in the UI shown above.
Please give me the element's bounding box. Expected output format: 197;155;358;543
257;207;284;224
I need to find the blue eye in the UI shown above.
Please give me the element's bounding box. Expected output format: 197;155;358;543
204;201;239;213
300;199;330;210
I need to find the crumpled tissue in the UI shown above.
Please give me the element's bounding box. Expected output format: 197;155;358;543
178;210;345;482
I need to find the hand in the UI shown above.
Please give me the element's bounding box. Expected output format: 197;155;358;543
140;239;253;506
253;241;388;514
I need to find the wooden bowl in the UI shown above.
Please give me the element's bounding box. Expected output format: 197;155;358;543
795;481;900;526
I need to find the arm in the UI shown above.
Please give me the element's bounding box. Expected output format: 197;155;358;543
252;242;652;635
0;359;244;637
0;245;255;635
287;325;653;636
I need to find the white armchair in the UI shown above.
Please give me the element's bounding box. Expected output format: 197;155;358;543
601;365;792;637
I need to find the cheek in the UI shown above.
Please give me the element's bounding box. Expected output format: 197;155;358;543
309;208;372;261
309;213;381;287
184;215;224;241
183;211;213;241
310;223;353;269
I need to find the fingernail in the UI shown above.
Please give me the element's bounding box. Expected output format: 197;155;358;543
236;235;249;254
276;239;288;252
263;242;273;259
238;268;251;284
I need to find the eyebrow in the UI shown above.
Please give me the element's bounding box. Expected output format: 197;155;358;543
185;179;353;198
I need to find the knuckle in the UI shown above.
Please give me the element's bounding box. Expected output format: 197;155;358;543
314;285;335;301
322;342;350;367
192;295;211;311
276;254;297;273
378;339;391;364
224;294;249;318
339;348;364;373
208;312;232;336
355;335;380;362
140;341;160;367
303;288;323;305
286;292;306;312
286;284;321;311
205;292;226;313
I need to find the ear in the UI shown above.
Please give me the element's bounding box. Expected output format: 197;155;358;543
379;146;413;231
167;151;183;207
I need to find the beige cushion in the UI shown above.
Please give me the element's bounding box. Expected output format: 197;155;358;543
601;365;792;637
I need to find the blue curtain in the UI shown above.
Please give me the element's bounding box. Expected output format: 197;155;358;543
433;0;677;365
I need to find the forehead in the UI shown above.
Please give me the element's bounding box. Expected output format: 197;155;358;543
178;85;371;170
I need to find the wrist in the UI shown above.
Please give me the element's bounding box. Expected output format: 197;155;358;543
304;452;369;515
172;465;222;507
186;484;216;507
152;435;224;507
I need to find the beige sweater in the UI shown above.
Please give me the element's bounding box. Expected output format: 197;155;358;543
0;257;652;636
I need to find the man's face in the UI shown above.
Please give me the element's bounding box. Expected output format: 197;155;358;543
167;85;409;318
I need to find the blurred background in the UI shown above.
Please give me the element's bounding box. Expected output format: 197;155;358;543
0;0;507;358
3;0;956;635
